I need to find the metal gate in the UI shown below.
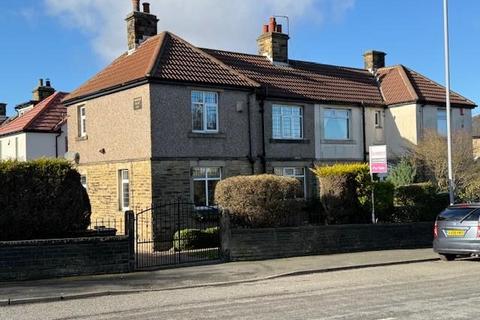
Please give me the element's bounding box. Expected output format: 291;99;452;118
135;200;221;269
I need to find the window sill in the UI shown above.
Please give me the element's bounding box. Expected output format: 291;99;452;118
270;138;310;144
76;135;88;142
321;139;356;145
188;132;226;139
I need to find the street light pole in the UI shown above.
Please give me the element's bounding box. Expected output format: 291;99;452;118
443;0;455;205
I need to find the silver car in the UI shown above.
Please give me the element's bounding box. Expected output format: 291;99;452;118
433;204;480;261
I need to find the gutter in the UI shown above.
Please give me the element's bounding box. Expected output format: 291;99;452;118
55;129;62;158
259;97;267;173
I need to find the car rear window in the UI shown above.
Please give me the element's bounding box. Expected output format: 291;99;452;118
437;208;479;221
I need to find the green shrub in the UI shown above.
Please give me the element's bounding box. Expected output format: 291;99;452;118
373;181;395;222
311;163;371;224
0;159;91;241
214;174;301;227
386;158;416;187
173;227;219;251
391;183;449;222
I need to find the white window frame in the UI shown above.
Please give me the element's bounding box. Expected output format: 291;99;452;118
437;108;447;136
192;167;222;208
323;108;351;140
375;110;382;128
191;91;219;133
78;105;87;137
119;169;130;211
272;105;304;139
274;167;307;199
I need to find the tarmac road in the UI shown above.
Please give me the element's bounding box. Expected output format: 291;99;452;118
1;258;478;320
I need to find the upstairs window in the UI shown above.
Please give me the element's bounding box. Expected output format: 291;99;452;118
437;109;447;136
324;108;350;140
119;170;130;211
78;106;87;137
375;110;382;128
272;105;303;139
191;91;218;133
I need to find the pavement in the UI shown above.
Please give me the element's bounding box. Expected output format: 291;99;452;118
0;248;438;306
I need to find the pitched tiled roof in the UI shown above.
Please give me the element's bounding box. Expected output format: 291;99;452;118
65;32;258;102
0;92;68;137
202;49;384;106
378;65;476;107
65;31;476;108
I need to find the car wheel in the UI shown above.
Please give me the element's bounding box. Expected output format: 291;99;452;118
439;254;456;261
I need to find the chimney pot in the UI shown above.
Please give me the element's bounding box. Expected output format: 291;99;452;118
45;79;51;87
142;2;150;13
268;17;276;34
0;103;6;117
132;0;140;11
262;24;269;33
39;79;44;87
276;24;282;33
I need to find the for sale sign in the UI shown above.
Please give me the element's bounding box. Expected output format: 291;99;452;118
369;145;388;174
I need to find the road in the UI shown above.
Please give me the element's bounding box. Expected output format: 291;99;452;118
1;258;479;320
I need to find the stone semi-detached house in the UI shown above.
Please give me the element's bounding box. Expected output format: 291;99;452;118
63;1;476;222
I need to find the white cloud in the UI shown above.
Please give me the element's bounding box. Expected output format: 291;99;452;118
43;0;355;62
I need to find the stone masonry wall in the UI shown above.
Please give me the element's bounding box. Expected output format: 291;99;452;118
222;222;434;261
0;236;132;281
78;160;152;233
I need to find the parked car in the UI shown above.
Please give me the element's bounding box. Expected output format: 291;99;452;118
433;204;480;261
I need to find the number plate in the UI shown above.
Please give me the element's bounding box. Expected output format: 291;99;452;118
446;229;466;237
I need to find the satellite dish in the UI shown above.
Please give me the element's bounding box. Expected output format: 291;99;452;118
64;151;80;164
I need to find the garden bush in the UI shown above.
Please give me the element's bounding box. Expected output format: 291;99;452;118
311;163;371;224
214;174;301;227
173;227;219;251
372;181;395;222
0;159;91;241
391;182;449;222
386;158;416;187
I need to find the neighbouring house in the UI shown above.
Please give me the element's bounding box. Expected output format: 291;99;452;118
63;1;476;224
473;115;480;159
0;80;68;161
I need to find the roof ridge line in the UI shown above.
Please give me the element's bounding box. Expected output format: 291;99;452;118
146;32;168;76
397;65;419;101
166;32;260;87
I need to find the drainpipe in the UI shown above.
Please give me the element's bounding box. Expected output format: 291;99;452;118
247;92;255;174
259;98;267;173
55;130;62;158
361;102;368;162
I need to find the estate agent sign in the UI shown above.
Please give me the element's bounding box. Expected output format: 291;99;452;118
369;145;388;174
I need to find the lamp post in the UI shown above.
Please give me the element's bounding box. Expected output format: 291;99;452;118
443;0;455;205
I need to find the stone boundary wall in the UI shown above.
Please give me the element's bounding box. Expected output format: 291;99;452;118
0;235;133;281
221;220;434;261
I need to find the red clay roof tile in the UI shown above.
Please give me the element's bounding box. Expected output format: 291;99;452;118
0;92;68;136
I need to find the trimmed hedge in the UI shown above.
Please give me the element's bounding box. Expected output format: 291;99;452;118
390;183;449;223
311;163;371;224
373;181;395;222
0;159;91;241
215;174;301;227
173;227;219;251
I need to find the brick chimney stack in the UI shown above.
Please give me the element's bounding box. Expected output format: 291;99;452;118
32;78;55;102
257;17;289;64
363;50;386;72
126;1;159;51
0;103;7;124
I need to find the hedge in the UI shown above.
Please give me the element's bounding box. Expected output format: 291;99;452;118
390;182;449;223
311;163;371;224
173;227;219;251
0;159;91;241
214;174;301;227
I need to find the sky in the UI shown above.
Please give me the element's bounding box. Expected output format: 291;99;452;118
0;0;479;116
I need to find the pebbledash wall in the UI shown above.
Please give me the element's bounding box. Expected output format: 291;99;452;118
0;235;133;281
221;219;434;261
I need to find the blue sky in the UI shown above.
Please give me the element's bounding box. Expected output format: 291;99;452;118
0;0;478;115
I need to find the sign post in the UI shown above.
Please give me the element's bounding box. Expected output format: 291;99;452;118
369;145;388;224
